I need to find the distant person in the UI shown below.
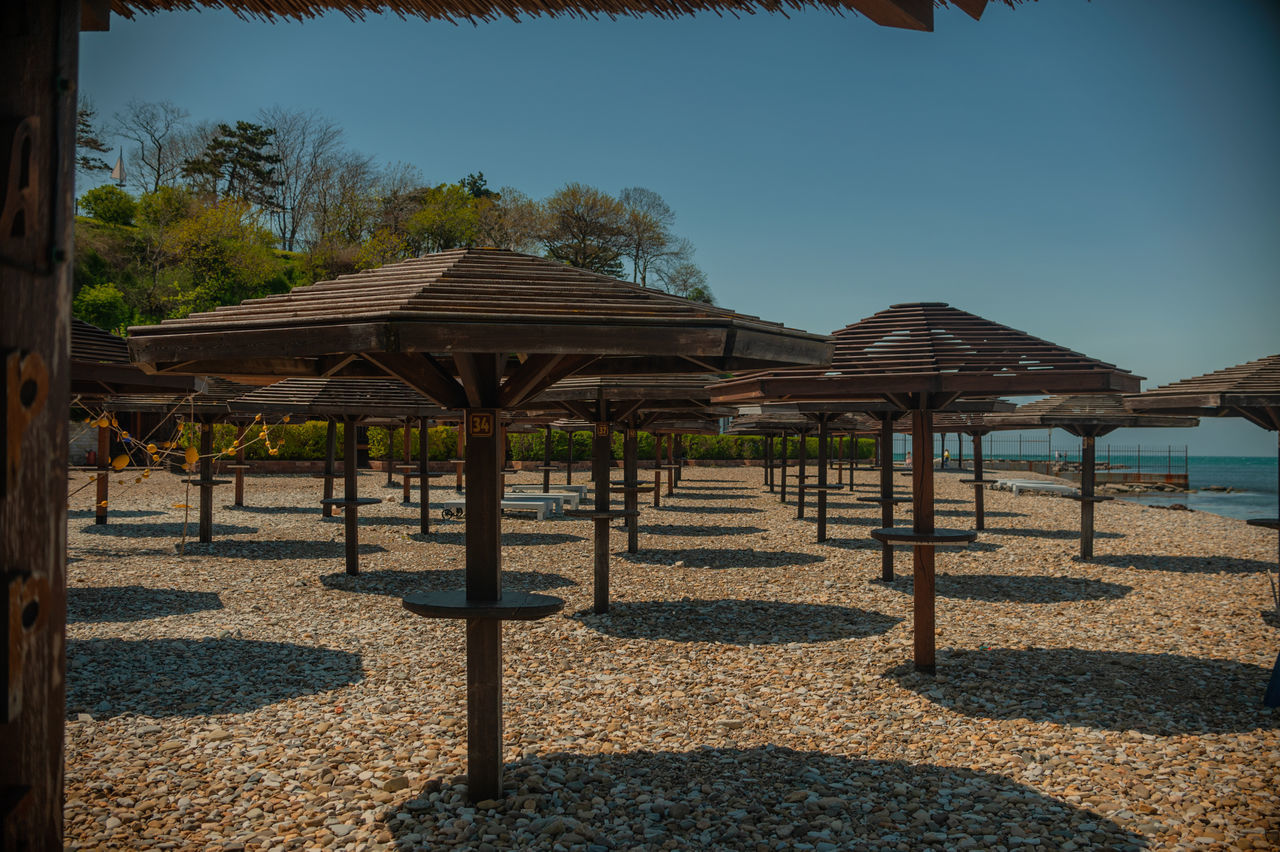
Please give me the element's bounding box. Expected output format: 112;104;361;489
905;452;912;468
942;449;950;468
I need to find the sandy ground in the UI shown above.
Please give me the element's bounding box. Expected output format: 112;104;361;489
63;464;1279;851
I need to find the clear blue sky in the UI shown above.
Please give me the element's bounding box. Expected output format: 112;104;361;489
80;0;1280;456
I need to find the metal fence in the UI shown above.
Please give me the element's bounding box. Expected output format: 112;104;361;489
891;433;1189;477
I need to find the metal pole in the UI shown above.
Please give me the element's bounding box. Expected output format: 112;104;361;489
542;425;552;493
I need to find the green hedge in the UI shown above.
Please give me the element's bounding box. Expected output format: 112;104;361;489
189;423;874;462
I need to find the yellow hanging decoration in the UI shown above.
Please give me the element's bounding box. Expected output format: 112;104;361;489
184;446;199;466
111;454;129;471
146;443;158;454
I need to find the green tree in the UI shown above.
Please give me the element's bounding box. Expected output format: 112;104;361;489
72;282;133;333
170;199;282;314
461;171;498;199
79;185;137;226
405;183;479;254
475;186;544;253
355;226;409;271
541;183;627;277
183;121;283;205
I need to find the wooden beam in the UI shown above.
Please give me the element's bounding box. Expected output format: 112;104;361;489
951;0;988;21
498;353;595;409
365;351;468;410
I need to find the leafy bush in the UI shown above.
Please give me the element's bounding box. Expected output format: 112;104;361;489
79;184;137;226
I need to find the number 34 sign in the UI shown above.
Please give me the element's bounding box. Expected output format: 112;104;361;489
468;411;494;438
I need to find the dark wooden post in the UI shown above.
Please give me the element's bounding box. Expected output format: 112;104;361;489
624;424;638;554
402;421;412;503
972;432;986;531
670;427;680;493
343;418;360;575
796;428;808;519
1080;434;1096;559
418;417;430;536
592;420;612;614
95;424;109;524
816;417;829;542
652;431;662;508
322;419;336;518
763;433;772;492
198;422;213;544
911;408;937;674
849;430;857;492
463;394;504;801
834;436;843;485
233;424;247;506
1;4;75;843
384;426;395;487
880;414;895;581
566;429;574;486
455;425;465;492
541;425;552;493
779;432;788;503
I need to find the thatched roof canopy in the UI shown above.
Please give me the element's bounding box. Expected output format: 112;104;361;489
228;377;452;421
129;248;831;411
987;393;1197;437
70;318;198;400
1125;355;1280;432
108;0;1014;31
711;302;1140;410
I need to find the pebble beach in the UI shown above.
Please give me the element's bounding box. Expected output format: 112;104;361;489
64;465;1279;851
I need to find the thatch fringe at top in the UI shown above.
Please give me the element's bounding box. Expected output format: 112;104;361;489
110;0;1026;27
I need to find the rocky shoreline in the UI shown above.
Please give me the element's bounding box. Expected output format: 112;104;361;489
65;467;1279;850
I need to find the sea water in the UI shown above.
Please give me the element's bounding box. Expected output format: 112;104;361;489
1121;455;1278;521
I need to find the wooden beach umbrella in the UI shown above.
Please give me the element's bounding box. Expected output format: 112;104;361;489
1124;356;1280;639
526;374;725;592
103;376;264;543
230;377;455;563
126;247;831;801
711;302;1140;673
985;394;1196;558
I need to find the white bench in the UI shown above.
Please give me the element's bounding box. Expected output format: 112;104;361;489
441;498;549;521
502;493;567;514
994;478;1079;498
513;490;580;509
510;483;589;499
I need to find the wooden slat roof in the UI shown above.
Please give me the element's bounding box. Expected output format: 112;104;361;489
229;377;453;420
1124;355;1280;431
70;318;199;400
986;393;1197;436
103;377;263;418
710;302;1141;406
128;248;832;408
109;0;1012;30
